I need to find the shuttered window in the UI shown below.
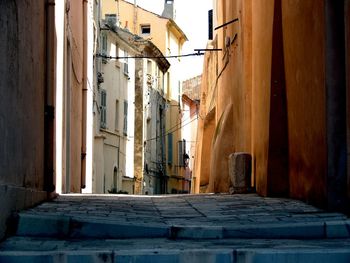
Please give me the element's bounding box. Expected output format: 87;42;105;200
167;134;173;165
115;100;119;131
100;90;107;129
123;50;129;75
123;100;128;136
178;140;186;167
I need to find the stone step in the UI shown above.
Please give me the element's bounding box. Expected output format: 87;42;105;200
15;213;350;240
1;237;350;263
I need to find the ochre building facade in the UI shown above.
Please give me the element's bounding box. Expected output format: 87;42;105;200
195;0;350;211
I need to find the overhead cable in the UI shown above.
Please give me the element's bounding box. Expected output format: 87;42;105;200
146;117;198;142
96;52;205;60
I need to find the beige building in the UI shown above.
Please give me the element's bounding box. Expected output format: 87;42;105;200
55;0;95;194
93;18;138;194
134;44;170;195
102;0;188;194
181;76;201;193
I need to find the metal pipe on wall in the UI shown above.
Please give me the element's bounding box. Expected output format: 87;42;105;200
81;0;88;189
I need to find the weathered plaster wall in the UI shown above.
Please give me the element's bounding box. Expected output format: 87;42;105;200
134;59;144;194
207;0;252;192
197;0;349;210
66;0;84;193
251;0;274;196
0;0;49;239
198;110;215;189
102;0;168;54
282;0;327;205
192;41;218;193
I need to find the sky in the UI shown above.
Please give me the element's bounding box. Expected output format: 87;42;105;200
125;0;213;81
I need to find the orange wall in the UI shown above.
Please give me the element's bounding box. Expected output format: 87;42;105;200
67;0;85;193
282;0;327;204
251;0;274;196
196;0;349;209
102;0;168;54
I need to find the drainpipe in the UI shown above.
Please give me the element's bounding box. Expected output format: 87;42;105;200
44;0;56;194
81;0;88;189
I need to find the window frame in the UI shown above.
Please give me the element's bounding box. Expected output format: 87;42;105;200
123;100;128;136
100;89;107;129
140;24;151;35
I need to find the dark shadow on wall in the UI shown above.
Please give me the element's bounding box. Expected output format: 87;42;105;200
267;0;289;197
325;0;348;212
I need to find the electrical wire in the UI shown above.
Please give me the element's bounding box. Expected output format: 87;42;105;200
146;117;198;142
157;114;192;138
96;52;205;60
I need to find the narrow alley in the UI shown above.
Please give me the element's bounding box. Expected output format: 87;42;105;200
1;194;350;262
1;0;350;262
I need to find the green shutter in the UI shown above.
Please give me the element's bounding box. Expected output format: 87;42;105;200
167;134;173;165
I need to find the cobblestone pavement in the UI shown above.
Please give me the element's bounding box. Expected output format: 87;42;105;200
1;194;350;262
21;193;347;227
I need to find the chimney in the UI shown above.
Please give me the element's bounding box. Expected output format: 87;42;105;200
106;14;118;28
162;0;175;20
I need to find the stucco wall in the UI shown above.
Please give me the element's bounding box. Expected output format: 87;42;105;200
251;0;274;196
282;0;327;204
197;0;349;210
102;0;168;54
66;0;85;193
206;0;252;192
0;0;49;239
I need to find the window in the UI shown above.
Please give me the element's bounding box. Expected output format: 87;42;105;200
100;90;107;129
141;25;151;35
178;140;186;167
115;43;120;67
123;50;129;75
167;134;173;165
123;100;128;136
115;43;119;57
101;34;107;54
147;60;152;75
115;100;119;131
101;34;108;63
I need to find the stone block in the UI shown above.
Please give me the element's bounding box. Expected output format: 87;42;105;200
66;251;113;263
70;220;169;239
170;226;223;239
115;252;179;263
235;249;350;263
16;214;70;238
326;220;350;238
228;153;252;194
0;252;64;263
224;222;325;239
179;249;233;263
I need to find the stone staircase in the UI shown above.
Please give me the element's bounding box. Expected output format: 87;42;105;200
1;194;350;262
